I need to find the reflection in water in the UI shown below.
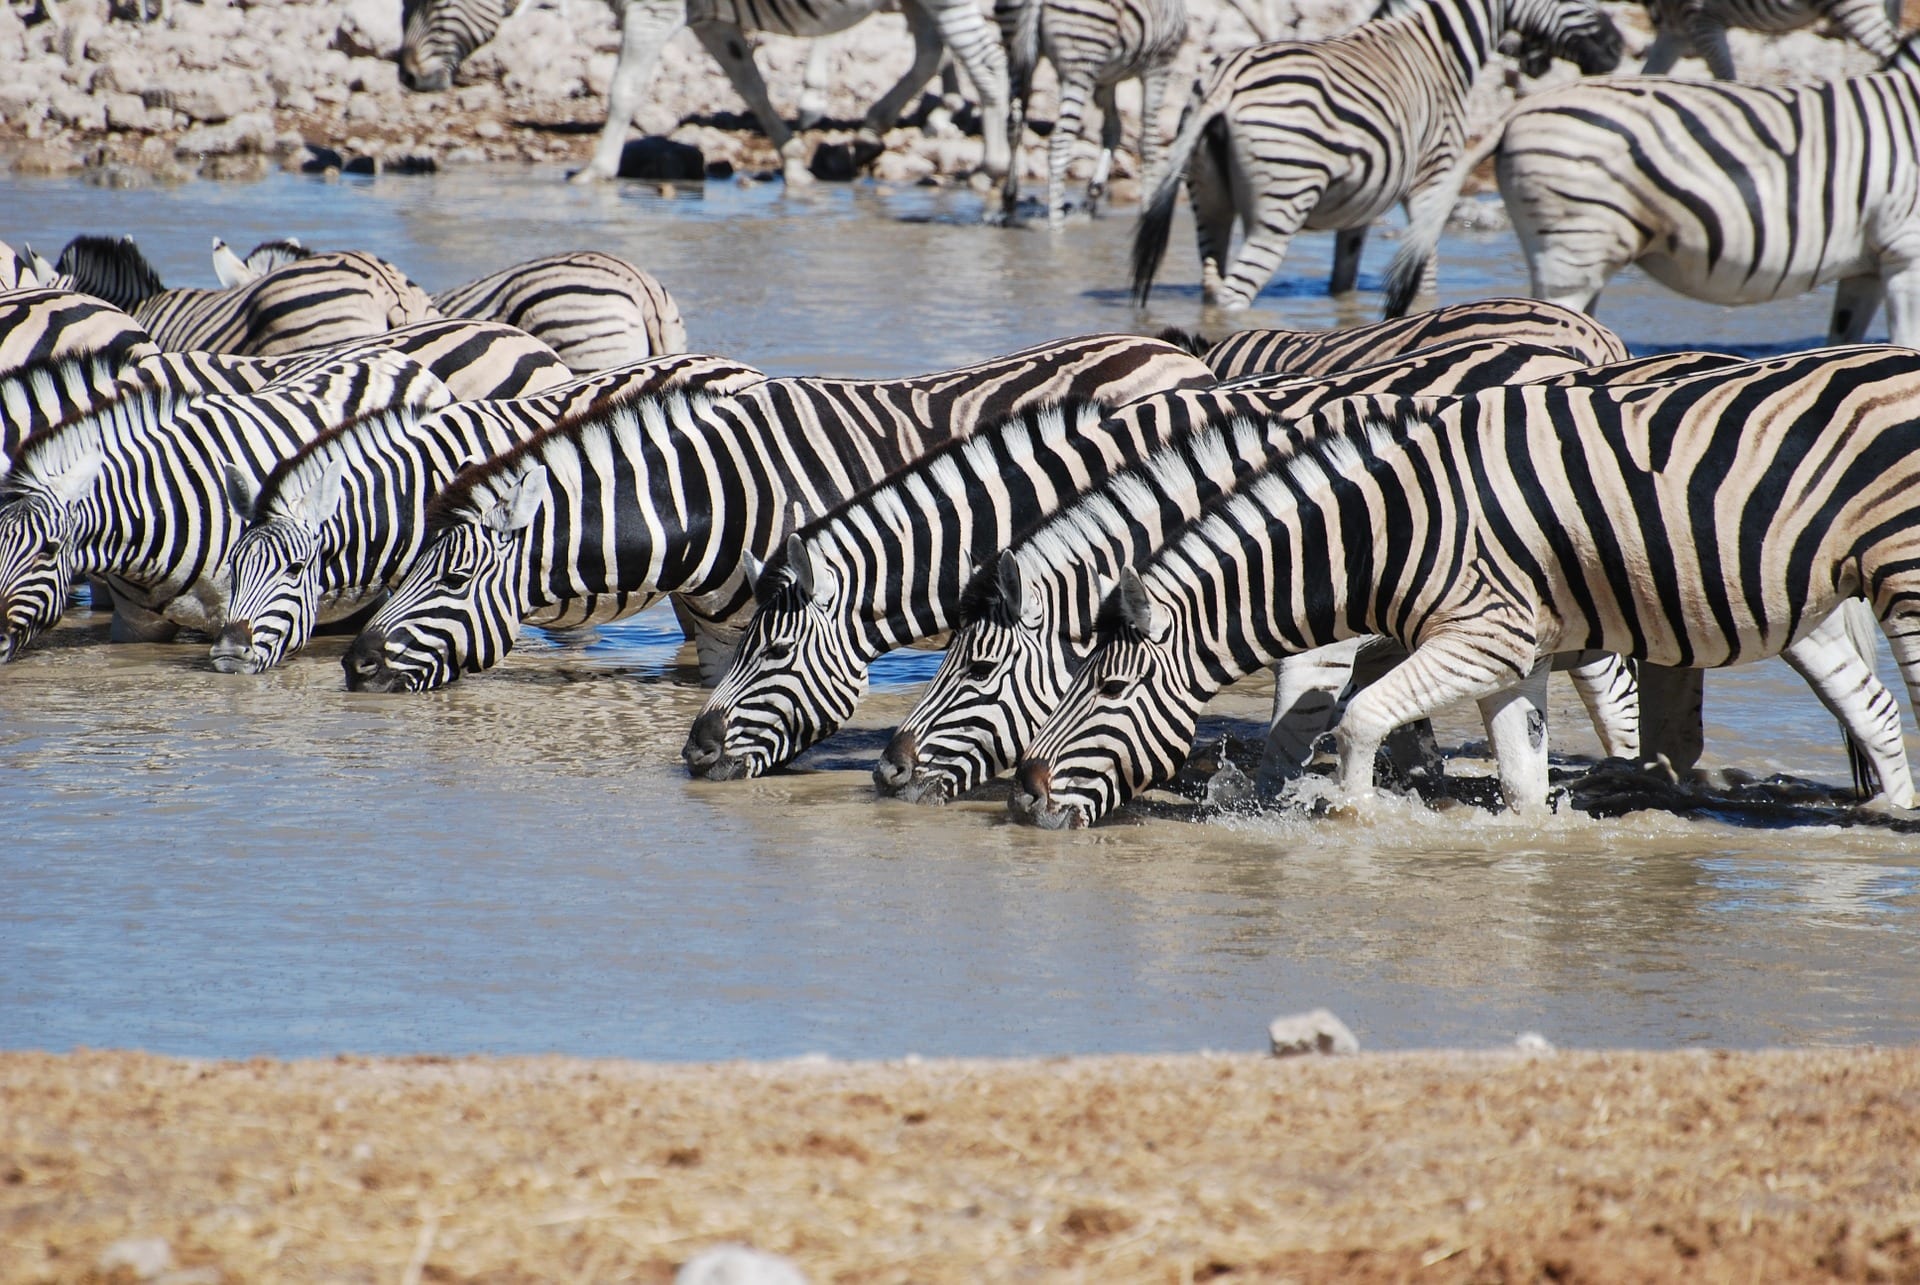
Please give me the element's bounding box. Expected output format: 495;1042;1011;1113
1;172;1915;1061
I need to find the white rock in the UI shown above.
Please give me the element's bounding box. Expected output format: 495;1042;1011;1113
97;1236;172;1280
332;0;401;60
1514;1031;1555;1053
676;1245;809;1285
1267;1008;1360;1057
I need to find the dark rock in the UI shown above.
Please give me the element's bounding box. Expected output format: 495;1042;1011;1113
613;135;704;182
703;158;734;180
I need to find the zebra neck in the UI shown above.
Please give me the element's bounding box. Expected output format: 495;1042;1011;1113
1409;0;1502;83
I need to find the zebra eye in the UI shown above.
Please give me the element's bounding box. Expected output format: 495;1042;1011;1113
763;640;794;664
1098;677;1130;699
442;569;474;592
966;660;996;682
286;561;307;577
41;540;62;559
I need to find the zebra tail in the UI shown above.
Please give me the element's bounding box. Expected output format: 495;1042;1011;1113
1839;598;1884;799
1381;122;1509;319
1130;73;1232;306
1007;0;1041;98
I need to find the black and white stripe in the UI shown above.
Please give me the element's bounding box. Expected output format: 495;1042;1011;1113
398;0;1013;188
878;342;1731;805
0;351;451;661
432;251;688;371
339;334;1215;692
1130;0;1622;312
1640;0;1901;80
997;0;1187;229
1385;36;1920;335
214;353;763;673
0;287;157;379
1009;345;1920;828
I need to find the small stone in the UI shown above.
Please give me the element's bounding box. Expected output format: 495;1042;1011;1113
614;135;704;181
676;1245;808;1285
474;119;504;140
1268;1008;1360;1057
1515;1031;1555;1053
97;1236;172;1279
11;142;82;175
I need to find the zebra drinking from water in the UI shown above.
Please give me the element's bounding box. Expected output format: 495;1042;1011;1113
1385;36;1920;336
338;335;1214;692
1008;346;1920;828
1129;0;1621;314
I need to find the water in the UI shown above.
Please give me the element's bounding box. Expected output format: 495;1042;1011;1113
2;168;1917;1061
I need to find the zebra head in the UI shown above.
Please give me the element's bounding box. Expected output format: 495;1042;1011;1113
1503;0;1622;75
878;550;1072;806
683;535;867;781
213;457;346;675
341;466;547;692
0;448;106;664
1008;567;1206;829
398;0;512;92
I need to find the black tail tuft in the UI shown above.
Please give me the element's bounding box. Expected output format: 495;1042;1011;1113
1153;326;1209;357
1131;172;1181;307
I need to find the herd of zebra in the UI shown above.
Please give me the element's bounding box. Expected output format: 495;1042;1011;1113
3;236;1919;829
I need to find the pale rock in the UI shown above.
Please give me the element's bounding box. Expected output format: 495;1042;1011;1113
166;69;260;123
97;1236;172;1280
175;111;275;158
102;91;152;131
455;86;492;112
347;56;400;96
342;92;384;123
47;87;106;132
475;119;504;139
1268;1008;1360;1057
676;1245;809;1285
871;149;932;183
332;0;399;60
1515;1031;1555;1053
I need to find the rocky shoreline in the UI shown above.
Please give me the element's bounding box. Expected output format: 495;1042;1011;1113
0;0;1887;194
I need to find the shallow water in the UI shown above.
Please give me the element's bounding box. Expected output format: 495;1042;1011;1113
3;169;1917;1060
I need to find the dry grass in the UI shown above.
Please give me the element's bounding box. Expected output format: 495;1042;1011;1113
4;1047;1919;1282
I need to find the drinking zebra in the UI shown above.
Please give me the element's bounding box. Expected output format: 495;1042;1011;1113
878;345;1738;806
1189;297;1628;379
1130;0;1622;314
214;353;764;674
996;0;1187;230
397;0;1012;188
1008;345;1920;828
431;252;687;370
0;351;452;659
338;334;1214;692
1384;36;1920;335
1640;0;1901;80
54;236;440;355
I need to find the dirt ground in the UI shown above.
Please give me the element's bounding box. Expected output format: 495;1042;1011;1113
4;1046;1918;1283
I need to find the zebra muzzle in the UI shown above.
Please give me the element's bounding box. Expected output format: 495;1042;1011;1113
210;619;255;674
683;708;743;779
341;629;405;693
1009;759;1088;829
873;729;919;793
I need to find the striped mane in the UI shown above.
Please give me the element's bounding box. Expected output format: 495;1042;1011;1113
2;378;187;497
54;234;166;311
249;403;421;519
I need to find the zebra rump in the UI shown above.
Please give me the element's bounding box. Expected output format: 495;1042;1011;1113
432;251;688;371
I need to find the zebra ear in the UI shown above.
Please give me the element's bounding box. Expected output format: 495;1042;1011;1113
40;449;105;505
744;550;765;592
211;237;257;288
295;454;348;527
1113;566;1166;641
223;463;258;522
784;532;835;604
483;466;551;535
994;550;1024;608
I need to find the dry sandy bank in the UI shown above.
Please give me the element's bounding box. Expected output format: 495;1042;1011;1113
4;1046;1918;1282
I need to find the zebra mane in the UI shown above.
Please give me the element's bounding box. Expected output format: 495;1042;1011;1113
249;403;420;520
751;396;1110;608
246;238;311;272
0;349;126;403
423;381;712;532
54;234;166;310
3;381;185;498
1153;326;1211;359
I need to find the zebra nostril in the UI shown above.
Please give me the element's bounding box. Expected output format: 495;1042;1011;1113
1015;758;1053;805
213;619;253;653
874;729;918;791
683;709;728;773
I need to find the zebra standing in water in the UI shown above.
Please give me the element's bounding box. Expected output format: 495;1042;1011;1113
1008;346;1920;829
996;0;1187;230
214;353;763;673
877;345;1737;806
397;0;1012;189
1386;35;1920;343
0;351;451;659
1640;0;1901;79
1130;0;1622;313
338;335;1214;692
432;252;687;370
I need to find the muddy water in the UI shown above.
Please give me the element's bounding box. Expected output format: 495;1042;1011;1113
3;169;1917;1060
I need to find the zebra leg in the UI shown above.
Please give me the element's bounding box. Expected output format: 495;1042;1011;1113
1681;9;1737;80
1087;82;1122;211
1475;658;1555;813
1781;621;1915;807
1329;228;1368;297
1048;71;1095;230
923;0;1013;180
1877;264;1920;348
863;2;948;142
1560;650;1639;759
576;0;687;183
691;21;811;185
1830;274;1888;345
1637;664;1704;774
1638;28;1685;75
1257;637;1368;790
797;37;833;131
1215;189;1320;312
1188;134;1238;306
1136;64;1174;196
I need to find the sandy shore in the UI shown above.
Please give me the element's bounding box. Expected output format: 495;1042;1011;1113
4;1046;1917;1282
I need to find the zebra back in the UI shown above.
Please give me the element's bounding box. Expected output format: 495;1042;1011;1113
281;318;573;401
1203;300;1631;379
132;251;440;356
0;289;158;378
431;251;689;371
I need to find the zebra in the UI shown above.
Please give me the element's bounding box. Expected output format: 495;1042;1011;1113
1129;0;1622;314
289;318;574;402
1190;297;1628;379
214;353;764;674
0;288;157;378
210;237;312;289
338;334;1215;692
397;0;1012;189
1640;0;1901;80
54;236;441;356
0;350;454;659
431;251;688;371
1007;345;1920;829
995;0;1188;230
878;344;1739;806
1384;35;1920;333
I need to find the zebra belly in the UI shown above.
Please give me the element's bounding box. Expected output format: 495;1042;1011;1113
1636;245;1878;306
